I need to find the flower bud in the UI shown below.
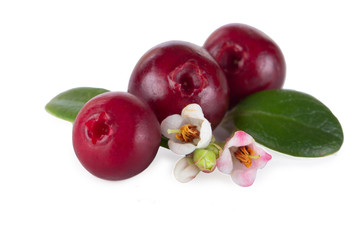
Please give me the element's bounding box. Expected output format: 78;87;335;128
193;149;217;173
174;157;200;183
205;143;222;158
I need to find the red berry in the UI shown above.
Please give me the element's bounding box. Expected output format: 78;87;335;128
128;41;229;129
204;23;286;108
72;92;161;180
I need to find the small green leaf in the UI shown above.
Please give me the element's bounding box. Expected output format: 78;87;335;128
45;87;109;122
160;136;169;149
232;89;343;157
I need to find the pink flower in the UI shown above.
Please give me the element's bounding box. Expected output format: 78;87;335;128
217;131;272;187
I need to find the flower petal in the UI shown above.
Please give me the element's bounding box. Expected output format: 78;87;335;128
185;117;203;127
224;131;254;149
181;104;205;120
231;160;258;187
160;114;184;139
253;145;272;169
196;119;212;149
174;157;200;183
168;141;196;155
216;148;233;174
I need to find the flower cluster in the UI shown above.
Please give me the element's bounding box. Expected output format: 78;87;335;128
161;104;272;187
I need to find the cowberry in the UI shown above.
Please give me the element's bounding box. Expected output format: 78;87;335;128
128;41;229;129
204;23;286;108
72;92;161;180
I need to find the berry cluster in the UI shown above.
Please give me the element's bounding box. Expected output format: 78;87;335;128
51;23;287;186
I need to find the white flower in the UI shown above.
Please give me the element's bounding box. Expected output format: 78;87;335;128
161;104;212;155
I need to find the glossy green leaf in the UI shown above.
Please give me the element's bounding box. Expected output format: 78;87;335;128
232;89;343;157
45;87;109;122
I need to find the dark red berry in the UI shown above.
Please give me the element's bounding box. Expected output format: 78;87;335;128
128;41;229;129
72;92;161;180
204;23;286;109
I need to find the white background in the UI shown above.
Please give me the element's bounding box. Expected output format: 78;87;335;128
1;0;359;239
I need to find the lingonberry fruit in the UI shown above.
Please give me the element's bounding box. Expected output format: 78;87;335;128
204;23;286;108
72;92;161;180
128;41;229;129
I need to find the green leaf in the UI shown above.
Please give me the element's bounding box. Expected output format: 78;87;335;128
160;136;169;149
232;89;343;157
45;87;109;122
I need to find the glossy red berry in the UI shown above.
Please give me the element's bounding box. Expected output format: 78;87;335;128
128;41;229;129
204;23;286;109
72;92;161;180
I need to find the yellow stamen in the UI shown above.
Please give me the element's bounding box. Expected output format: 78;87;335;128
173;124;200;143
234;146;259;168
